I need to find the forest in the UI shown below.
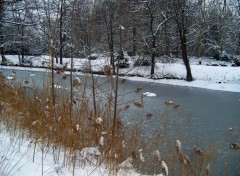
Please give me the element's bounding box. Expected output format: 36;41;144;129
0;0;240;80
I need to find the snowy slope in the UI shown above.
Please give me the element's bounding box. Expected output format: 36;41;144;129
0;127;140;176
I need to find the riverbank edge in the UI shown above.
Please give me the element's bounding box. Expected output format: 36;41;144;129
1;64;240;93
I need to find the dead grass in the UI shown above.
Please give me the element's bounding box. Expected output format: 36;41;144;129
0;71;216;175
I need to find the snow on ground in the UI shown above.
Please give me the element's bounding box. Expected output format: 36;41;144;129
0;127;140;176
127;62;240;92
3;55;110;72
2;55;240;92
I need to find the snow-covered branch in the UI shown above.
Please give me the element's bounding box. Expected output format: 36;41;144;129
154;12;173;36
3;20;34;26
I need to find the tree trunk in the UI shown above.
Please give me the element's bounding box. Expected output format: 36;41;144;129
0;1;5;63
132;25;137;56
176;3;193;82
196;34;205;58
236;32;240;55
108;19;115;75
50;38;55;106
180;29;193;81
150;36;156;76
119;25;124;60
70;46;73;119
149;6;155;76
110;49;115;75
164;26;170;56
59;0;64;65
21;25;24;63
0;47;6;63
21;47;24;64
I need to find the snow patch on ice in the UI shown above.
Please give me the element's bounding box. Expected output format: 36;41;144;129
6;76;14;80
143;92;157;97
54;85;62;89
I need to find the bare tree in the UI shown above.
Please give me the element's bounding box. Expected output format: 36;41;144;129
9;0;30;64
58;0;65;64
0;0;26;63
96;0;118;74
69;0;97;56
0;0;5;63
141;0;172;76
199;0;240;58
169;0;200;81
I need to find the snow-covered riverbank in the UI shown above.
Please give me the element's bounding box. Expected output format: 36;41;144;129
1;55;240;92
0;127;140;176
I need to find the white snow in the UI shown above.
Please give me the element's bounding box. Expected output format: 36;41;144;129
161;160;169;176
143;92;157;97
0;128;140;176
119;157;133;169
1;55;240;92
153;150;161;162
76;124;79;131
80;147;101;159
139;149;145;163
176;140;182;153
73;77;81;87
54;84;62;89
6;76;15;80
127;62;240;92
96;117;103;125
99;136;104;146
120;25;125;30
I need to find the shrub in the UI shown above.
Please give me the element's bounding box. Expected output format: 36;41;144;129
87;53;99;60
214;51;231;61
133;56;151;66
234;57;240;66
213;50;240;66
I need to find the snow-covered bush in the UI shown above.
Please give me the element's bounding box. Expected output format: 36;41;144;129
213;50;240;66
87;53;99;60
214;50;231;61
133;56;151;66
233;56;240;66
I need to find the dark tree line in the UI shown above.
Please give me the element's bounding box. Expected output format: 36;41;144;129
1;0;240;81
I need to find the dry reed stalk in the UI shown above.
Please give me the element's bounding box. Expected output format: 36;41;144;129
0;71;216;175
